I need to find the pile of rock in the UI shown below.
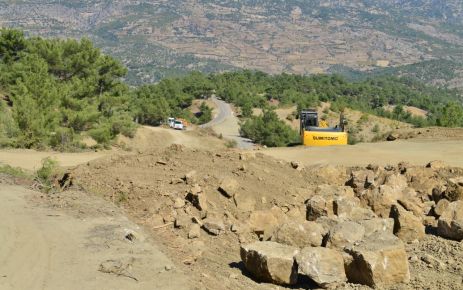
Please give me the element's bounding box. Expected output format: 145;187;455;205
241;219;409;288
239;160;463;288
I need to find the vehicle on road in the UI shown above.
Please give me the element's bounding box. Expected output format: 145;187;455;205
300;109;348;146
168;117;175;128
173;120;184;130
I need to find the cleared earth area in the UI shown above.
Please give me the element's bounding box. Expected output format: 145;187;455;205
264;140;463;167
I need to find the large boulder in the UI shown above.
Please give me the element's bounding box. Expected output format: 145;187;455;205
390;204;425;242
240;241;299;285
326;221;365;249
306;195;333;221
345;232;410;287
362;186;400;217
437;201;463;241
383;173;408;193
333;197;377;221
186;185;208;212
296;247;346;289
434;198;450;217
406;167;440;197
358;218;394;237
305;185;354;221
273;221;326;248
443;179;463;202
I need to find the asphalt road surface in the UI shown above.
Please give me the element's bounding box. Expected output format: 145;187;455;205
201;97;254;149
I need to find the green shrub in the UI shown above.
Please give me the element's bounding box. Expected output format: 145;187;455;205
241;102;253;118
88;124;112;145
240;109;299;147
36;157;58;184
198;102;213;124
225;139;238;148
111;114;137;138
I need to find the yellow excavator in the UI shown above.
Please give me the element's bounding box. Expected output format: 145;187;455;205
300;109;348;146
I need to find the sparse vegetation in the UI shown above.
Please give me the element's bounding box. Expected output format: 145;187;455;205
0;164;29;178
225;139;238;148
36;157;58;186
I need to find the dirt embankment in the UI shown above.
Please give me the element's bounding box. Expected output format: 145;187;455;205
68;145;463;290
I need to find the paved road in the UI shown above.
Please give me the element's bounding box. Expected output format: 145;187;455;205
201;97;254;149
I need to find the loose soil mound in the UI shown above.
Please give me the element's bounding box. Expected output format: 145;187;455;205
68;145;463;290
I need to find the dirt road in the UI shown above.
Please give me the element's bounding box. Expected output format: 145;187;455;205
0;184;188;290
0;150;107;171
263;139;463;167
201;97;254;149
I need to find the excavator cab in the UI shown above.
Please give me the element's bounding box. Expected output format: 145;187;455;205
300;109;348;146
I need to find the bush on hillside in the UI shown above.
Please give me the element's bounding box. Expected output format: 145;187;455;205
240;109;299;147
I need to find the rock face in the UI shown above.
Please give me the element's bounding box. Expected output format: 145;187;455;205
326;221;365;249
437;200;463;241
240;241;299;285
345;232;410;287
390;204;425;242
273;221;326;248
296;247;346;288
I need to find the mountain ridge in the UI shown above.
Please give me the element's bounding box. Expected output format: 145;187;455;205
1;0;463;85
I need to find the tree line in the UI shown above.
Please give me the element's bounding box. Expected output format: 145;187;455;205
0;29;212;150
1;29;462;149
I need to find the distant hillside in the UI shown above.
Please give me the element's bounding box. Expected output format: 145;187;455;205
330;59;463;89
1;0;463;84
